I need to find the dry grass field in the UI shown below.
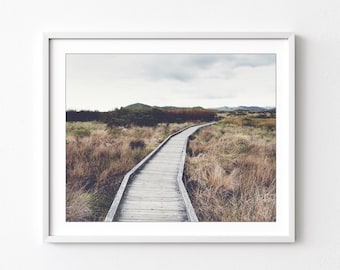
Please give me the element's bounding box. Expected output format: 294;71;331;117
66;121;191;221
66;110;276;222
184;112;276;222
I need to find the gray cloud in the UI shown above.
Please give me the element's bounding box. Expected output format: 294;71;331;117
140;54;275;82
185;54;275;69
66;54;276;110
225;54;276;68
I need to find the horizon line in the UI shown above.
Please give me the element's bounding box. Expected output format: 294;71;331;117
66;103;276;112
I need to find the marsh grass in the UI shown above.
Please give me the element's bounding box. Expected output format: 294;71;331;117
184;116;276;222
66;121;192;221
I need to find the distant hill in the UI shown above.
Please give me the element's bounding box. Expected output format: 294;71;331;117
124;103;207;111
156;105;205;111
212;106;274;112
123;103;272;112
153;105;180;111
124;103;153;110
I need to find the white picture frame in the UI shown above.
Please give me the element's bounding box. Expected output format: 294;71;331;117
44;32;295;243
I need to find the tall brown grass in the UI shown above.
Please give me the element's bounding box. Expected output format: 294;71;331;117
66;121;192;221
184;116;276;222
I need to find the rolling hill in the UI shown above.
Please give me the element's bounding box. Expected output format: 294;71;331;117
123;103;153;110
123;103;274;112
124;103;206;111
212;106;274;112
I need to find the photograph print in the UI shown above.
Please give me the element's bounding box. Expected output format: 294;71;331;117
66;53;276;222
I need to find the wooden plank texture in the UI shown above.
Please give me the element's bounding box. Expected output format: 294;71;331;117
105;122;215;222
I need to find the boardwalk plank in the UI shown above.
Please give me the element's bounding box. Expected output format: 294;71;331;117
105;123;214;222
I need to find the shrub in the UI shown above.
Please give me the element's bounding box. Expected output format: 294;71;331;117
129;140;145;149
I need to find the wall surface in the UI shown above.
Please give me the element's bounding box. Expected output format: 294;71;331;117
1;0;339;269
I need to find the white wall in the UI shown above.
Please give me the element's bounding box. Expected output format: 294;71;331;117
1;0;339;269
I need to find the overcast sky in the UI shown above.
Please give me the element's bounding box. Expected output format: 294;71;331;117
66;54;276;111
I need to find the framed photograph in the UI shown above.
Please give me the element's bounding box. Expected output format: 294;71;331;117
44;32;295;242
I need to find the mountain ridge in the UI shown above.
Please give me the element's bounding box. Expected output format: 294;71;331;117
123;103;207;111
123;103;273;112
211;106;275;112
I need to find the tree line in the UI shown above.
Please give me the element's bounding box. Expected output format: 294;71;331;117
66;108;216;127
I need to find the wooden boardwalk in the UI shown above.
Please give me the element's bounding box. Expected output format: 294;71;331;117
105;123;214;222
